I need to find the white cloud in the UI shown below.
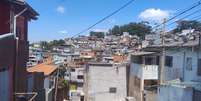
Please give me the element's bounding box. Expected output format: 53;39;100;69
92;29;108;32
58;30;68;34
139;8;171;22
56;6;65;14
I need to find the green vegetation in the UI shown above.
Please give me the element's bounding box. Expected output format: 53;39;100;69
108;21;152;39
173;20;201;33
40;39;65;50
89;31;105;38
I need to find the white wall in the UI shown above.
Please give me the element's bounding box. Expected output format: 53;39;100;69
130;63;158;80
143;65;158;80
86;64;127;101
70;68;84;83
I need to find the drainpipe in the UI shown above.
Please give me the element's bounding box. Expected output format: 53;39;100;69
13;7;28;100
13;8;28;38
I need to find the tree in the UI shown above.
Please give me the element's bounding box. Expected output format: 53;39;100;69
39;39;65;50
40;41;49;50
173;20;201;33
90;31;105;38
110;25;122;36
109;22;152;39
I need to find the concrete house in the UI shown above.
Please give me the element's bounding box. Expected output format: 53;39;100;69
141;35;201;101
85;62;127;101
67;65;85;101
27;46;44;67
128;52;159;101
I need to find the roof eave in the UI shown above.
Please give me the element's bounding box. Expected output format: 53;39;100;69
8;0;39;20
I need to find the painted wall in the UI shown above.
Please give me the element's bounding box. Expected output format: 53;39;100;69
164;48;201;82
158;85;193;101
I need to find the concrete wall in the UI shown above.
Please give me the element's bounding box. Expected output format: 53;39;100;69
158;85;193;101
86;64;127;101
164;47;201;82
70;68;84;83
130;63;142;79
128;75;141;101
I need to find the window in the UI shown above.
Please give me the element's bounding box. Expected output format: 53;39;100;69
165;56;173;67
109;87;117;93
77;83;83;87
77;75;84;79
71;69;75;72
186;57;192;71
132;56;142;64
145;56;158;65
197;59;201;76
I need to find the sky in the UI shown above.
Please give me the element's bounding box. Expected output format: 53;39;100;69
27;0;199;42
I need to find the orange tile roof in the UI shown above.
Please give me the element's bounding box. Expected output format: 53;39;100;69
27;58;57;76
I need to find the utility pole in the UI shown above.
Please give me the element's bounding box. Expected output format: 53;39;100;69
159;18;166;84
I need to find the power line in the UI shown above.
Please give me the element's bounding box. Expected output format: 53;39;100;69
167;8;201;27
72;0;136;38
152;0;201;30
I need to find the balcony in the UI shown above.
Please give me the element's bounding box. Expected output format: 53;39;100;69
131;63;158;80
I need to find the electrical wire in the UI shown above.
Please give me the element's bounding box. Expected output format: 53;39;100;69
166;8;201;27
152;0;201;30
72;0;136;38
